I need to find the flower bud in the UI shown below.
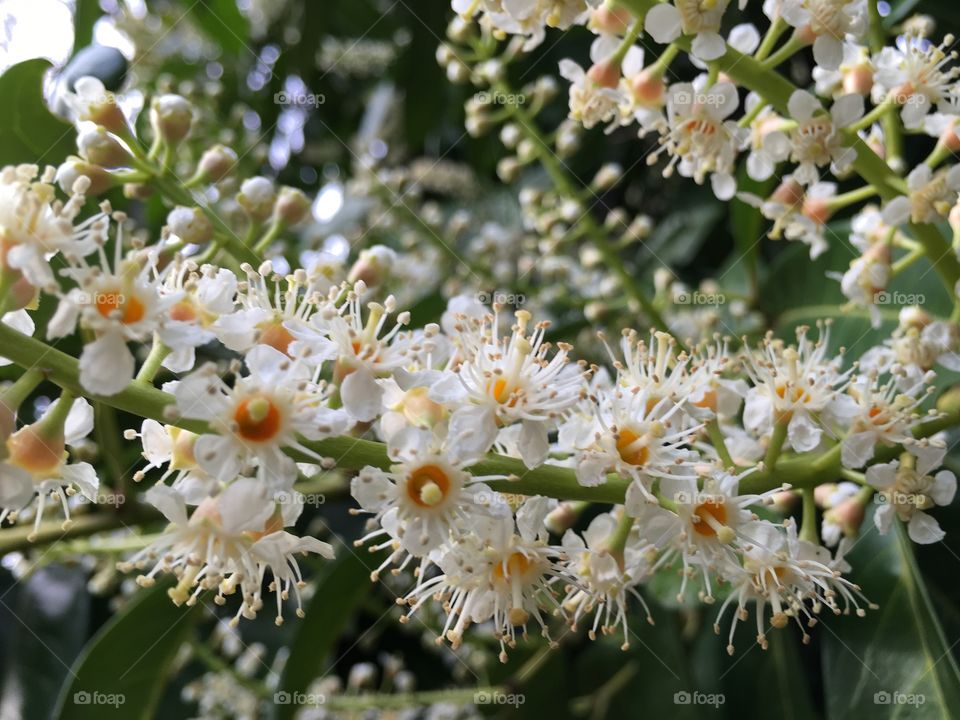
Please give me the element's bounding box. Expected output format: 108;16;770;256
589;5;632;34
55;157;113;196
936;384;960;416
77;125;129;168
71;77;127;135
150;94;194;144
824;496;866;538
198;144;238;182
274;187;311;227
587;59;621;89
237;176;277;222
166;206;214;245
348;245;397;287
842;63;874;95
802;195;834;226
771;178;805;207
629;69;665;106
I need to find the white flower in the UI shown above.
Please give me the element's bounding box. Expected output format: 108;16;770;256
560;36;630;130
432;308;585;467
742;324;857;453
873;34;960;128
172;345;353;487
866;444;956;544
783;90;862;185
645;0;730;61
0;164;104;292
781;0;868;70
881;164;960;226
352;426;508;575
656;80;747;200
120;479;334;624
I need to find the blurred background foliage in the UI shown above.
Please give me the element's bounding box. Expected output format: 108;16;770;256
0;0;959;718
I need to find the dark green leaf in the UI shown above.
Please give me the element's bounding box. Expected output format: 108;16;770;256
0;60;74;167
53;580;199;720
822;511;960;719
72;0;103;51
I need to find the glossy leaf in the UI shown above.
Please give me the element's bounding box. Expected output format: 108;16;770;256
822;512;960;718
0;60;74;167
53;581;199;720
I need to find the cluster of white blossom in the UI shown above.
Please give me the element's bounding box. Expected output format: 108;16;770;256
1;161;954;652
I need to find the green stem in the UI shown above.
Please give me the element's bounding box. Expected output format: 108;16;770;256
825;184;878;210
764;420;789;472
135;336;171;384
848;97;896;133
706;419;736;469
761;33;807;69
321;687;506;712
754;17;787;62
0;367;44;412
799;487;818;543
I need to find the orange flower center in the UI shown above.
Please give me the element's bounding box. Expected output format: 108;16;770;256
692;500;728;537
616;428;649;466
491;552;533;583
96;289;145;324
233;394;282;442
405;464;452;508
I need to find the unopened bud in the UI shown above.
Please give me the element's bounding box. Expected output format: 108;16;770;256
842;64;874;95
629;69;665;106
589;5;632;34
150;94;194;144
348;245;397;287
55;157;113;196
198;144;238;182
587;59;621;89
166;206;214;245
274;187;311;226
237;176;277;222
77;125;129;168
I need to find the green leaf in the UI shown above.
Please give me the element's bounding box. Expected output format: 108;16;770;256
53;580;199;720
271;547;380;720
72;0;103;51
638;189;724;269
729;163;774;298
822;511;960;719
172;0;252;56
0;60;74;167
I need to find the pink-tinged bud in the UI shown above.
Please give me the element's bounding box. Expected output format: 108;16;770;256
864;241;891;265
587;59;621;89
274;187;311;226
8;274;36;311
169;427;199;470
802;196;834;226
939;118;960;152
842;64;874;95
589;5;632;35
771;178;805;207
824;497;866;537
629;69;665;106
348;245;397;288
7;423;65;476
545;501;583;534
814;483;838;508
770;490;799;512
198;145;238;182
